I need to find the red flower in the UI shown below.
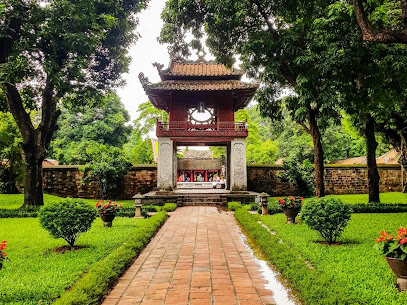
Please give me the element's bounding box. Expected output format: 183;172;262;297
396;227;407;240
299;197;304;200
375;230;394;242
1;252;7;257
399;237;407;245
380;230;389;237
95;202;100;207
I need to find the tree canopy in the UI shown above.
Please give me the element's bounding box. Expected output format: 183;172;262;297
124;101;167;165
49;92;131;164
0;0;148;205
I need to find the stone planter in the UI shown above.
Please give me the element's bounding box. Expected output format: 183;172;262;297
386;257;407;291
100;213;116;227
283;208;301;224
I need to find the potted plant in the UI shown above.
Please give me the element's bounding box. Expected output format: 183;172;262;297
375;227;407;291
277;196;303;224
0;240;9;270
95;200;121;227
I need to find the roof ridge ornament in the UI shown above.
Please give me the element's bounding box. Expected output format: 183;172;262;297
152;62;164;72
197;49;207;63
138;73;151;86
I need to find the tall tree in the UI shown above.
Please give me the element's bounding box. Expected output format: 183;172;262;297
160;0;342;197
0;0;147;206
353;0;407;43
314;1;407;200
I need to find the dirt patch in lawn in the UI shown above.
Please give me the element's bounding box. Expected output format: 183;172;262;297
313;240;358;246
54;245;88;254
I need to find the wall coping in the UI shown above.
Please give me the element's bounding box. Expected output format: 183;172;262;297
324;164;401;168
43;163;401;171
248;164;401;169
43;164;158;170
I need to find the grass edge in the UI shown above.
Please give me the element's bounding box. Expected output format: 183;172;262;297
52;211;168;305
234;208;359;305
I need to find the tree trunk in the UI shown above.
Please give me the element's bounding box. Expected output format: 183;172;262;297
20;144;45;207
364;114;380;203
308;108;325;197
5;83;60;206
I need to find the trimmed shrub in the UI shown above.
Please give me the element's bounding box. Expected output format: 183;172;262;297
162;203;177;212
54;211;168;305
249;203;258;211
141;205;159;218
228;201;242;211
39;199;97;246
257;205;282;215
302;198;352;244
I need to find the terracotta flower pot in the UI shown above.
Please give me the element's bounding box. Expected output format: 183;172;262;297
100;213;116;227
283;208;300;224
386;257;407;291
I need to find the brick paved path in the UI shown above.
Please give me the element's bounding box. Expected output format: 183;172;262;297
103;206;276;305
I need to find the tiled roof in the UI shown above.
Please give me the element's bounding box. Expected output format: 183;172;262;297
331;149;400;165
330;156;367;165
376;149;399;164
145;80;258;91
162;62;242;77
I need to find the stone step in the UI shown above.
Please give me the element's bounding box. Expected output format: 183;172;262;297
181;201;221;206
182;197;222;203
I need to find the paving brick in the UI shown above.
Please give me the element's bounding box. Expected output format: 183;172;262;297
102;207;276;305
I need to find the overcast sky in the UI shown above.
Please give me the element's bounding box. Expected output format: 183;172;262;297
116;0;169;121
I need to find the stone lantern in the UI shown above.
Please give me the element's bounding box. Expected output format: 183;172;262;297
259;192;269;215
133;193;144;218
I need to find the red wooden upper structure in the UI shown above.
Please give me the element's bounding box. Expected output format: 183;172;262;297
139;58;258;146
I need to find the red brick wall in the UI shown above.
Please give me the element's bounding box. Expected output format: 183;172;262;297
247;165;404;196
42;164;404;198
42;165;157;199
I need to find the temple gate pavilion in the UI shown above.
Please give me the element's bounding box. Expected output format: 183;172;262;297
139;57;258;192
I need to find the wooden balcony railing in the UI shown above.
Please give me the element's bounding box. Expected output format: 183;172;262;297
156;120;248;138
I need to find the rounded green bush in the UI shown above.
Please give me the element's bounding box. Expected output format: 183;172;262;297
301;197;352;244
39;199;97;246
162;203;177;212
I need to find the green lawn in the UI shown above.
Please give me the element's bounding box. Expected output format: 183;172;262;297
260;213;407;305
0;194;135;209
0;217;146;304
269;192;407;204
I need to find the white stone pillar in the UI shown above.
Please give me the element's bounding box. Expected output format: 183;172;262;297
230;138;247;191
157;137;174;191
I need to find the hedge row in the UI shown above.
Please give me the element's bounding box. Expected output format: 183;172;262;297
234;208;358;305
256;203;407;215
0;207;40;218
0;207;141;218
53;211;168;305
